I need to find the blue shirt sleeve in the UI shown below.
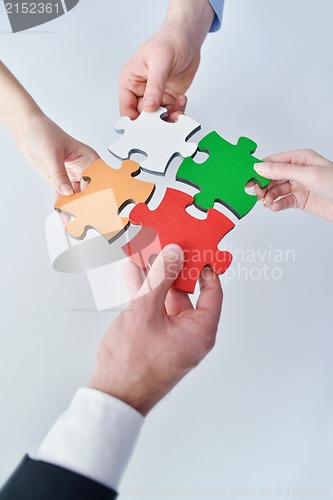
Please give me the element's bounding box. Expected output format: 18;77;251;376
209;0;224;32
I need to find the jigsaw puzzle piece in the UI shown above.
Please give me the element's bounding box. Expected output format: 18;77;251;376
55;158;155;241
176;131;270;218
60;189;127;241
110;116;132;159
122;226;161;270
109;107;201;175
124;188;234;293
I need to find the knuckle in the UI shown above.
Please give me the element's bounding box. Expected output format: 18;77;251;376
303;148;316;157
300;149;319;165
146;80;164;94
52;171;69;184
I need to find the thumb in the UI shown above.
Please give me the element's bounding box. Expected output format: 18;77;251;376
138;244;184;306
254;161;315;186
143;57;173;111
50;156;74;196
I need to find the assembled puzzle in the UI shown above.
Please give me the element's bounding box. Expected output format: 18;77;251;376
55;109;270;293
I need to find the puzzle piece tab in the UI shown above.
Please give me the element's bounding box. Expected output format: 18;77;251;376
176;131;270;218
123;188;234;293
109;107;200;175
54;159;155;242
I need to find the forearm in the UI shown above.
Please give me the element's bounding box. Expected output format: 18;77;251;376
0;61;42;137
165;0;215;49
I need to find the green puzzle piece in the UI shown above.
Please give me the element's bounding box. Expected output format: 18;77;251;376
176;131;270;219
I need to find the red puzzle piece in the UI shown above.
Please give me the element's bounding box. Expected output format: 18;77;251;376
123;188;235;293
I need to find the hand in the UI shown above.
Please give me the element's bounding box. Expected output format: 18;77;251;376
119;24;195;119
119;0;215;119
88;244;223;416
254;149;333;222
14;112;99;196
0;61;98;195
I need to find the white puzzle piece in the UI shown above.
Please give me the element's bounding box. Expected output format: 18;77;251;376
109;107;201;175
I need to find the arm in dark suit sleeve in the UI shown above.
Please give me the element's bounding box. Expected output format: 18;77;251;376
0;455;117;500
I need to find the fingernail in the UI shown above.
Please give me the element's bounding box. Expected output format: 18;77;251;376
163;244;183;261
254;162;270;173
144;96;157;108
60;184;74;196
179;96;187;107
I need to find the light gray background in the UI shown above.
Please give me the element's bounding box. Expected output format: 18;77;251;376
1;1;333;499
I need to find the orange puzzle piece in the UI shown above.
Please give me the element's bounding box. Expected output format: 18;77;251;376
54;158;155;241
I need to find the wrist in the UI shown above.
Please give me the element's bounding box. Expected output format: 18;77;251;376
165;0;214;47
4;102;44;143
88;365;160;417
0;60;44;140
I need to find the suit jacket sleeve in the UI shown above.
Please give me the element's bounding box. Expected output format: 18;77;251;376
0;389;144;498
0;455;117;500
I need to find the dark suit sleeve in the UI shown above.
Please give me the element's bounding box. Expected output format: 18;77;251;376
0;455;117;500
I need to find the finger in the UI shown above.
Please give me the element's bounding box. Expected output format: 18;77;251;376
254;161;317;186
265;179;289;189
51;158;74;196
174;94;187;113
119;86;140;119
124;260;145;300
64;143;99;177
54;186;71;223
196;267;223;323
138;92;175;115
143;57;173;112
167;95;188;122
262;181;292;206
264;149;328;167
259;179;290;201
56;207;71;225
244;181;256;196
253;184;266;200
80;178;90;192
264;151;301;163
137;244;184;309
69;182;80;194
257;179;290;203
165;287;193;316
246;180;268;198
269;193;298;212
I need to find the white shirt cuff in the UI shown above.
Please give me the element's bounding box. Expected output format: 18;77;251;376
31;387;144;491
